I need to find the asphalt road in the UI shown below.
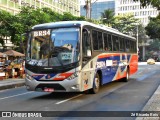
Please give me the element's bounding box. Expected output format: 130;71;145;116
0;63;160;120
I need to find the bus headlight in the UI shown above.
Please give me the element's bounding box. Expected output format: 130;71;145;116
67;71;79;80
26;74;34;81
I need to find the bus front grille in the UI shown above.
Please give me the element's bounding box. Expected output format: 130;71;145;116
35;84;66;91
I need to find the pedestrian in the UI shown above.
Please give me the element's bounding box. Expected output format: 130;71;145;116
10;60;15;78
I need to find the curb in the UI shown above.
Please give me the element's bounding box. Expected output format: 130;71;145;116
0;82;25;90
136;86;160;120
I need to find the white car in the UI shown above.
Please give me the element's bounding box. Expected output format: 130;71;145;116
147;58;155;65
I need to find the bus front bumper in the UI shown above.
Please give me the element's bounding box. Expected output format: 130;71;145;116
25;77;80;92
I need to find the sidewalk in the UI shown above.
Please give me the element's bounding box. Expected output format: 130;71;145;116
0;78;25;90
136;86;160;120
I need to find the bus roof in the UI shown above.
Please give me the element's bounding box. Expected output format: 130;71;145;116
32;21;136;40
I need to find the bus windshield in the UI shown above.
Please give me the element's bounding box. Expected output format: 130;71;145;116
26;27;80;67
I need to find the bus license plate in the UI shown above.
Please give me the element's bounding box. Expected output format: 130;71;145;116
44;88;54;92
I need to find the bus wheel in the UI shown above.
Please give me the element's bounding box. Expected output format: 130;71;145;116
123;69;129;82
90;73;100;94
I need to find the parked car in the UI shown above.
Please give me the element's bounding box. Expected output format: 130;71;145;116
147;58;155;65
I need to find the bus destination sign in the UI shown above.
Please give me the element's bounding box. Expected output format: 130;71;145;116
33;30;50;37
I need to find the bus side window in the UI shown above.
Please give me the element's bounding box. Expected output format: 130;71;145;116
92;30;103;51
125;39;130;52
134;41;137;53
130;41;133;52
131;41;136;52
92;30;98;50
108;34;112;51
82;29;91;57
120;38;125;52
98;32;103;50
103;33;108;51
113;35;119;51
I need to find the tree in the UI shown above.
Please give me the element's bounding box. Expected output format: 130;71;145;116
83;0;90;18
62;12;78;21
0;10;15;46
137;24;148;44
147;39;160;55
61;12;85;21
9;6;51;47
145;17;160;39
113;14;148;45
101;9;115;26
86;18;101;24
113;14;139;34
41;7;63;22
1;6;85;52
133;0;160;10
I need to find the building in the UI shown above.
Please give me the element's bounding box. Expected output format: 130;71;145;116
0;0;80;16
80;0;115;19
0;37;14;51
115;0;159;26
0;0;80;50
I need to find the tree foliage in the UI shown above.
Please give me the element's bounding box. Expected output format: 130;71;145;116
133;0;160;10
101;9;115;26
145;16;160;39
0;10;15;46
148;39;160;51
113;14;148;43
1;6;85;51
113;14;139;34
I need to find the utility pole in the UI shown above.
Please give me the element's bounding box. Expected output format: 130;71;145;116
136;25;139;54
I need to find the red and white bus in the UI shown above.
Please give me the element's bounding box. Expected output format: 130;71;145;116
25;21;138;93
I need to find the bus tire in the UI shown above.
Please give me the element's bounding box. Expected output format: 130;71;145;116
123;68;129;82
89;73;100;94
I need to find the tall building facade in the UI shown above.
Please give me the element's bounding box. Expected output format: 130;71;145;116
80;0;115;19
0;0;80;16
115;0;159;26
0;0;80;50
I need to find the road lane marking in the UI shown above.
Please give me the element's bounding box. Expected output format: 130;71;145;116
0;91;33;100
55;94;83;105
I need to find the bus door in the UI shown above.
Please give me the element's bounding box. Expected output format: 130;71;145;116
81;28;93;91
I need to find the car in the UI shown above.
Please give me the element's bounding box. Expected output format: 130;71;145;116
147;58;155;65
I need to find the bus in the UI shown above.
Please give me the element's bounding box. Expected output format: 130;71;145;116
25;21;138;94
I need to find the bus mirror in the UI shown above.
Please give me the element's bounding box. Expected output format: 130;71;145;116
87;50;91;57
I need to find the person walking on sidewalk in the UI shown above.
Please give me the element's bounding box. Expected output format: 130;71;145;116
10;60;15;78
